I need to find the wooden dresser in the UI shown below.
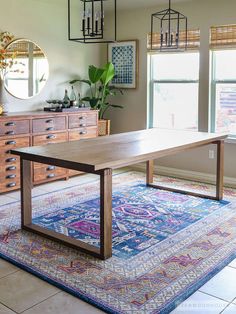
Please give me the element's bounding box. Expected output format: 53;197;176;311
0;110;98;194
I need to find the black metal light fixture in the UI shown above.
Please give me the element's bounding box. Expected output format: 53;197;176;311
150;0;187;51
68;0;117;44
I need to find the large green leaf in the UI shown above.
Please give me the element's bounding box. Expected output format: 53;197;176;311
101;62;115;86
88;65;105;84
82;97;100;109
69;79;91;86
110;104;124;108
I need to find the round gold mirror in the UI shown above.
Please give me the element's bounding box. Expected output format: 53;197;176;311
4;39;49;99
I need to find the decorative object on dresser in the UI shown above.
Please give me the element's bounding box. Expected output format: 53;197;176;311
68;0;117;44
44;87;87;112
70;62;123;136
0;110;98;194
108;40;138;89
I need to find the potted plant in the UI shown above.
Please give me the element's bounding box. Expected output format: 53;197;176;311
70;62;123;136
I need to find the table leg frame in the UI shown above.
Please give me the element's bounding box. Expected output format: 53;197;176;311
146;140;225;201
20;157;113;260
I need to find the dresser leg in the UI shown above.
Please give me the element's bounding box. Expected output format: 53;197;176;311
100;169;113;259
20;158;32;228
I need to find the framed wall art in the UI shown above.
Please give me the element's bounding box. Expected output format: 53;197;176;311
108;40;138;89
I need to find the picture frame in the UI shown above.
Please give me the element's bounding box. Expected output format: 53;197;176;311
108;40;138;89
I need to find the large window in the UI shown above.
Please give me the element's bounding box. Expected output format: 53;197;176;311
149;52;199;130
211;50;236;137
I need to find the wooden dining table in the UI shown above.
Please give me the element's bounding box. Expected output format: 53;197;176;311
11;128;228;260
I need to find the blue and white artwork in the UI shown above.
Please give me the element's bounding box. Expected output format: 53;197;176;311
108;41;137;88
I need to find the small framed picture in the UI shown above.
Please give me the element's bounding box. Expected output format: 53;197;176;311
108;40;138;89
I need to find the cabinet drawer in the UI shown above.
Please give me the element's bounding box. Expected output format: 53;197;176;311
68;127;97;141
33;165;67;183
0;136;30;151
0;120;30;136
33;132;67;146
32;116;66;133
0;155;20;167
0;171;20;184
68;112;97;129
0;180;20;192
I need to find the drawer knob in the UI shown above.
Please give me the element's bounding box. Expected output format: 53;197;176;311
46;127;54;131
47;166;56;171
46;119;53;123
5;131;15;135
5;122;15;127
80;124;86;127
6;174;16;179
46;134;56;140
6;158;17;163
47;173;55;179
80;131;87;135
7;182;16;188
6;166;16;171
6;141;16;145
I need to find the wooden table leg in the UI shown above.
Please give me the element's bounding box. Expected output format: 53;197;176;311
216;140;224;200
100;169;113;259
20;158;32;228
146;141;225;201
146;160;154;185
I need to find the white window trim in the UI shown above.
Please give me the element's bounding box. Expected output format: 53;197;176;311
148;51;199;130
210;49;236;142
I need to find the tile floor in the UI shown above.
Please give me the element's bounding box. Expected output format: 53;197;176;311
0;173;236;314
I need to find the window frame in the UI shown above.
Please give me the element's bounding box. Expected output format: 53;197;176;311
148;51;200;130
210;49;236;138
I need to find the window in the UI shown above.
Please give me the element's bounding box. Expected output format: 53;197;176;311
210;24;236;138
149;52;200;130
211;50;236;137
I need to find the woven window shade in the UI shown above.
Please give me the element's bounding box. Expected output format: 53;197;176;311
147;29;200;51
210;25;236;49
6;42;44;58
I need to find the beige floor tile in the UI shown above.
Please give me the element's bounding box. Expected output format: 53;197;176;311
171;291;228;313
0;270;59;313
0;196;17;206
222;303;236;314
7;187;46;201
0;303;15;314
22;291;105;314
228;258;236;269
199;266;236;302
0;259;18;279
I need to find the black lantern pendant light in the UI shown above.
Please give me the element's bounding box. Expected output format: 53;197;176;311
68;0;117;44
150;0;187;51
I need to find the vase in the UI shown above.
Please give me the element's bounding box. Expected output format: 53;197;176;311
98;119;111;136
0;78;9;113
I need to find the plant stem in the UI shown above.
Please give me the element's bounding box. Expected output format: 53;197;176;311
100;104;110;120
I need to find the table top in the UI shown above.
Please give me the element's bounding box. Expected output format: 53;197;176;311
12;128;228;172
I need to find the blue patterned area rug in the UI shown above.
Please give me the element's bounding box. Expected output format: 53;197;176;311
0;171;236;314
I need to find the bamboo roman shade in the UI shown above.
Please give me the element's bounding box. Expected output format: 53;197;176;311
210;25;236;49
6;41;44;58
147;29;200;51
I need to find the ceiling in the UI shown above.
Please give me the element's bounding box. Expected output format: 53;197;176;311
116;0;194;11
45;0;194;11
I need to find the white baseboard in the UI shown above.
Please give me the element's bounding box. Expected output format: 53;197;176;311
131;163;236;188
